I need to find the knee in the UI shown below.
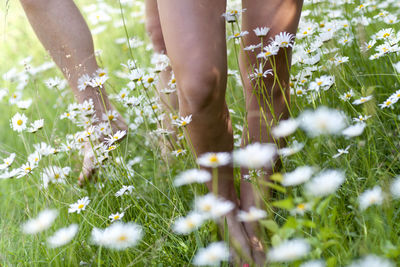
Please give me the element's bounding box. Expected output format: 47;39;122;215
178;66;226;115
145;20;166;54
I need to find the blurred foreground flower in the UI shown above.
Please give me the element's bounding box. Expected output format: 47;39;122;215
22;209;58;234
305;170;345;197
174;169;211;187
267;238;310;262
91;222;143;250
47;224;78;248
193;242;229;266
233;143;276;169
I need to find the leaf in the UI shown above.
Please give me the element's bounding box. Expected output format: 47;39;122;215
271;198;294;210
269;173;283;183
260;220;279;233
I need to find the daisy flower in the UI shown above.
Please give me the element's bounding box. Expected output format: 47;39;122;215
22;209;58;234
342;123;366;138
11;112;28;132
233;143;277;169
195;193;234;219
91;222;143;250
193;242;229;266
173;169;211;187
173;114;192;127
352;95;373;105
115;185;134;197
305;170;345;197
267;239;310;262
173;212;205;235
253;26;270;37
359;186;384;210
228;31;249;40
237;207;267;222
272;32;295;48
272;118;299;138
0;153;16;170
104;130;126;146
109;212;125;222
171;149;187;157
332;145;351;158
391;176;400;199
353;115;371;123
278;141;304;157
47;224;78;248
197;152;231;168
28;119;44;133
282;166;315;187
348;255;394;267
298;107;347;137
249;64;273;80
68;197;90;214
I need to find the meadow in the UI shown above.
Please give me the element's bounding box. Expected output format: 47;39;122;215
1;0;400;266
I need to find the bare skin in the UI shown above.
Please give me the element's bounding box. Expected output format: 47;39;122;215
145;0;179;158
239;0;304;263
157;0;303;264
20;0;128;184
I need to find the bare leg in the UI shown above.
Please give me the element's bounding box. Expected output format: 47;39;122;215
157;0;252;262
20;0;127;183
239;0;303;263
145;0;178;157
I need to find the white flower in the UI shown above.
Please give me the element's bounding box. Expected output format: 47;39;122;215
299;107;347;137
173;212;205;234
22;209;58;234
197;152;231;168
171;149;187;157
333;145;351;158
173;115;192;127
390;176;400;198
174;169;211;187
28;119;44;133
348;255;394;267
272;119;299;138
115;185;135;197
193;242;229;266
91;222;143;250
393;62;400;73
282;166;315;186
272;32;295;48
300;260;326;267
0;153;16;170
233;143;276;169
278;141;304;157
359;186;384;210
352;95;373;105
253;26;270;37
267;239;310;262
305;170;345;197
104;130;126;146
11;112;28;132
47;224;78;248
195;193;234;219
237;206;267;222
109;212;125;222
68;197;90;214
342;123;366;138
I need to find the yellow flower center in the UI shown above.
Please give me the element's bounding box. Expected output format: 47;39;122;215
383;33;390;38
203;204;212;212
25;167;31;172
297;203;306;210
54;174;60;179
78;204;85;209
108;115;114;120
114;215;120;220
181;121;187;126
118;235;127;241
209;154;218;163
17;120;23;126
171;78;176;84
99;72;106;77
186;219;195;228
317;81;323;86
147;77;154;83
121;93;126;98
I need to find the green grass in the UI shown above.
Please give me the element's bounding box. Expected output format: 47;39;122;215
1;0;400;266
